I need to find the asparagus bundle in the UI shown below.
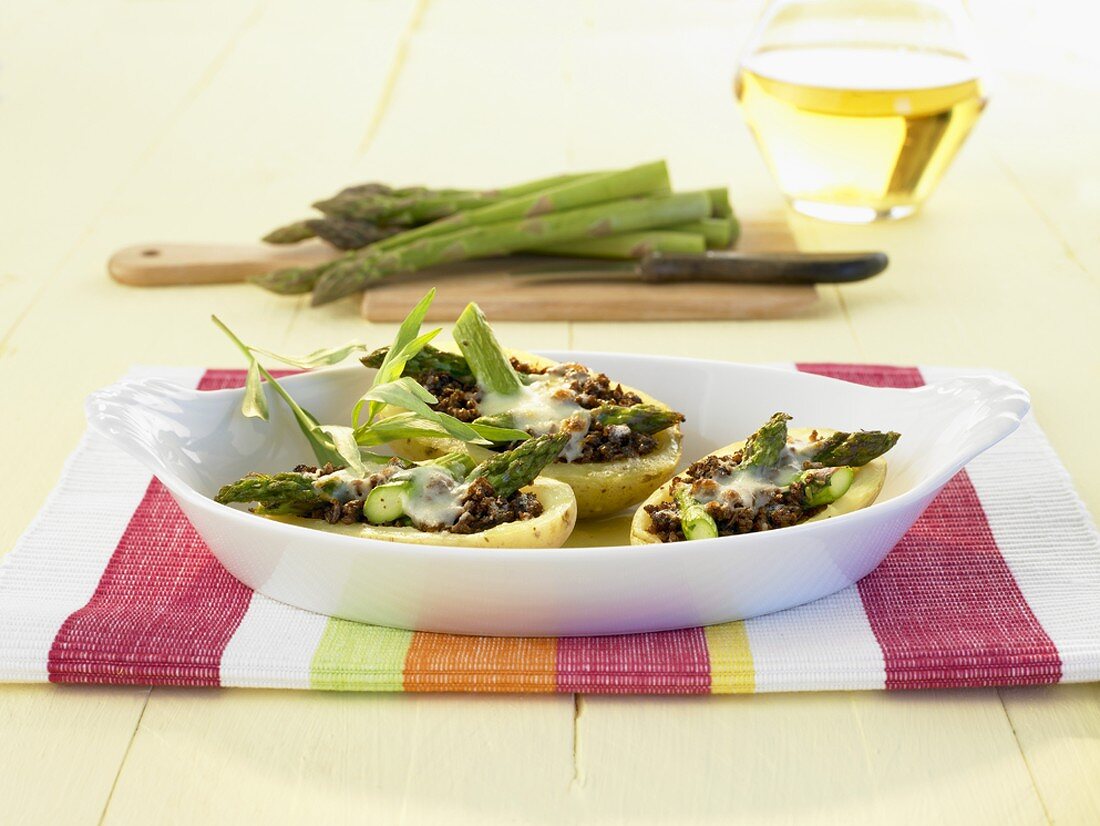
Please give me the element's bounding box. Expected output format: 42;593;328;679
312;192;711;304
257;160;739;306
264;173;590;243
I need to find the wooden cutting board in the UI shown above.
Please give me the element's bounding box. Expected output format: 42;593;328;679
360;217;811;322
109;215;811;321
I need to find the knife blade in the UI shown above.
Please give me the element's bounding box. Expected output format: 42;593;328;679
511;250;888;285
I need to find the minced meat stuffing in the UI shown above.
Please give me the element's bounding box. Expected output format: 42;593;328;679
566;421;657;464
548;362;643;409
449;476;544;534
415;360;664;462
289;462;542;534
645;477;824;542
420;369;481;422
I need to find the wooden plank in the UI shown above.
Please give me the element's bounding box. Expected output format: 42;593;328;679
100;689;576;825
366;275;817;321
574;692;1049;824
0;0;268;334
0;686;149;826
357;218;814;321
0;2;424;824
968;0;1100;278
0;0;1095;824
1001;685;1100;824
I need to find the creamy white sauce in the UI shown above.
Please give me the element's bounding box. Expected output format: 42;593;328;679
479;368;592;462
391;465;465;529
313;468;378;503
479;382;583;434
695;437;818;508
558;411;592;463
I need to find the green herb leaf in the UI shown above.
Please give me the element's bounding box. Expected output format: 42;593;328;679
452;301;522;396
320;424;367;476
467;421;530;443
212;316;348;468
355;289;441;428
241;358;269;420
354;412;452;446
250;341;368;370
358;377;511;446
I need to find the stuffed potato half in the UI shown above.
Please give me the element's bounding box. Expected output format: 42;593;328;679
631;425;895;544
263;476;577;548
381;349;683;519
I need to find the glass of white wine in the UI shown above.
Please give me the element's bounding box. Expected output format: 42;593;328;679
735;0;987;223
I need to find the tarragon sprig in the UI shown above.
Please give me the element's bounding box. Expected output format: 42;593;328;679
213;289;527;475
351;289;529;446
212;315;372;475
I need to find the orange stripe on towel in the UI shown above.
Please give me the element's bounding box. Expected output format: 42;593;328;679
403;633;558;692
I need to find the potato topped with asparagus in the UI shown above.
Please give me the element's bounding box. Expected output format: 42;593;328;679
366;302;685;518
210;292;577;547
631;414;899;543
217;438;577;548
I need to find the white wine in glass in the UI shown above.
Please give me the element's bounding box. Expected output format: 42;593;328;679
735;0;987;223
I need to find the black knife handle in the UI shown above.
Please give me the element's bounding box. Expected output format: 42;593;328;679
639;250;888;285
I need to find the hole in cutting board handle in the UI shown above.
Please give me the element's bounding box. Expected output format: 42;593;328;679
141;249;160;257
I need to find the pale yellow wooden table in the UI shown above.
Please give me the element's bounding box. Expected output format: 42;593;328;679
2;1;1098;823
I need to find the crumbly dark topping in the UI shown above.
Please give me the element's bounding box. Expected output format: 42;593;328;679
449;476;544;534
417;360;660;462
544;362;643;409
294;460;406;525
289;462;542;534
421;370;481;423
645;442;828;541
645;477;823;542
561;421;657;464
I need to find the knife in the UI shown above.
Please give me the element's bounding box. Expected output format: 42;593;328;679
511;250;888;285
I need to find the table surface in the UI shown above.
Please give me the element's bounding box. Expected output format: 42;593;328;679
3;0;1098;823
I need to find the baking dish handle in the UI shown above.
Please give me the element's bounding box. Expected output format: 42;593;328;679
84;379;203;482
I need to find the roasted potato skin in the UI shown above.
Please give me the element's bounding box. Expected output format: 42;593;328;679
263;478;577;548
630;428;889;544
384;350;683;519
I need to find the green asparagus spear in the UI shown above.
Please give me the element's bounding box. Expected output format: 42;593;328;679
316;190;495;224
741;412;792;468
252;226;708;295
474;403;683;437
214;472;329;516
250;265;322;295
797;467;856;507
370;161;670;252
467;432;571;498
671;218;737;249
306;218;403;250
675;485;719;540
307;192;711;304
422;451;477;479
706;187;733;219
263;220;317;245
362;435;564;525
529;230;705;258
314;173;592;224
593;403;685;434
452;302;523;396
361;344;475;381
360;458;468;524
809;430;901;467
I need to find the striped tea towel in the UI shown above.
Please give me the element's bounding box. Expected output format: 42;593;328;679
1;363;1098;694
